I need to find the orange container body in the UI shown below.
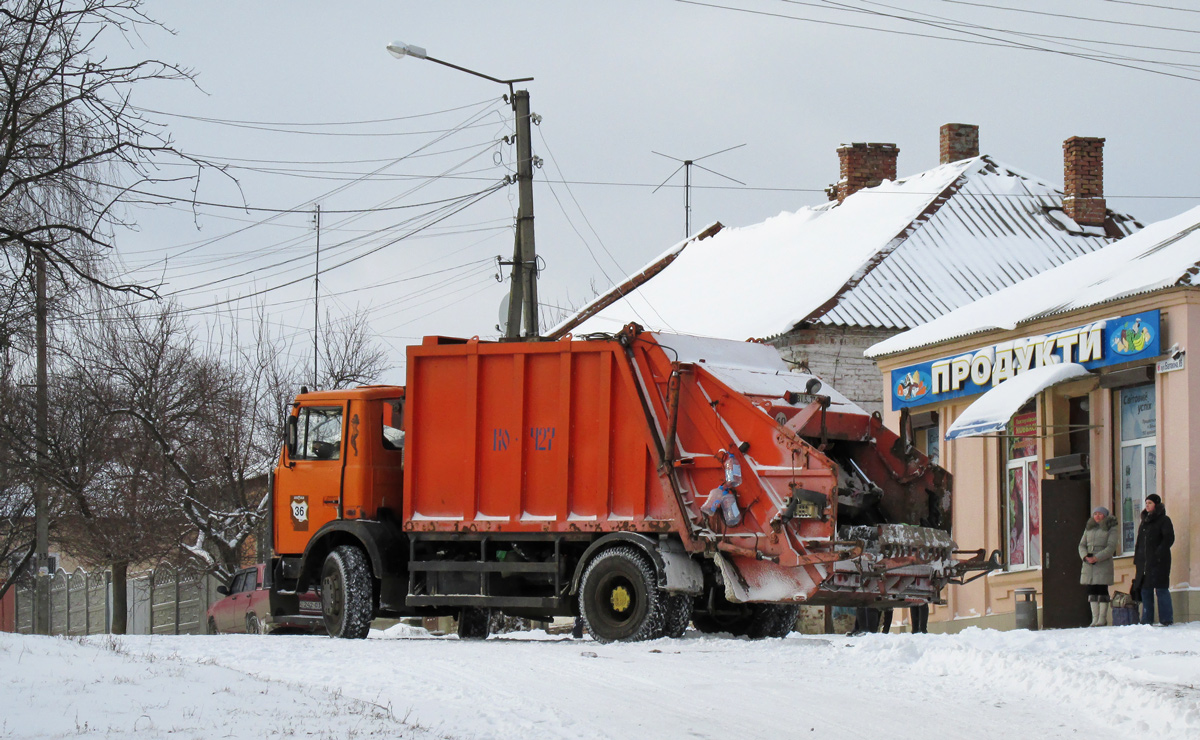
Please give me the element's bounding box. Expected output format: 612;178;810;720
403;336;680;534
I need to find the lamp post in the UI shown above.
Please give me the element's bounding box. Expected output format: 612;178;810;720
387;42;540;339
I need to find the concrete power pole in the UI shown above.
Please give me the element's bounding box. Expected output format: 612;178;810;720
504;89;538;339
33;254;49;634
383;42;539;340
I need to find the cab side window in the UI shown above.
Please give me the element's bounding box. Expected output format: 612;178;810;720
381;398;404;451
293;406;343;460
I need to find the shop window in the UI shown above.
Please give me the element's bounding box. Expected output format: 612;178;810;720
925;426;940;465
1005;402;1040;570
1116;384;1156;554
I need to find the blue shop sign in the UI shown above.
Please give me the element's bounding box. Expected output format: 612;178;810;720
891;309;1160;410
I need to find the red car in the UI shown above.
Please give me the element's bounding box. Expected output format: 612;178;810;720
207;564;325;635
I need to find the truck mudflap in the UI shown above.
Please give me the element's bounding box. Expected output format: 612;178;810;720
716;523;1001;605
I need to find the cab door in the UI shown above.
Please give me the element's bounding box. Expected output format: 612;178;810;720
275;404;347;555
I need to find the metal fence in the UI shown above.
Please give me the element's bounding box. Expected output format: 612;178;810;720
13;564;223;636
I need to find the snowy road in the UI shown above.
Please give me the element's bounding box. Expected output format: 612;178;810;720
3;623;1199;739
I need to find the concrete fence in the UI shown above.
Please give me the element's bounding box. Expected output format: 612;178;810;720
12;564;224;636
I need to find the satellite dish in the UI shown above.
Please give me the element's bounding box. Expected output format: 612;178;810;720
497;294;510;334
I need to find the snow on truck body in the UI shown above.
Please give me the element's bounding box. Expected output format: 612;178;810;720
273;325;996;641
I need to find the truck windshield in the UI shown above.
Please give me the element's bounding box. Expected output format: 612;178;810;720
294;406;343;460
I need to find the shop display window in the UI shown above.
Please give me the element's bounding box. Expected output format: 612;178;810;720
1005;402;1040;570
1116;384;1156;554
925;426;940;465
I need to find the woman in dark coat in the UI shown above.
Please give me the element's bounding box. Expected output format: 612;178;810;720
1133;493;1175;626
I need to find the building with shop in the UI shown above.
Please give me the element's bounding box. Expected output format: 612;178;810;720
553;125;1141;415
867;207;1200;630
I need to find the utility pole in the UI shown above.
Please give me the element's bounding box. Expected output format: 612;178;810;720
313;204;321;388
33;253;49;635
385;42;539;340
505;90;538;339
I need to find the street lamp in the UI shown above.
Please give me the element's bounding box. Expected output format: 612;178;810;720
386;41;539;339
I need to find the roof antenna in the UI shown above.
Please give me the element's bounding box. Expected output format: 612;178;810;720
652;144;746;238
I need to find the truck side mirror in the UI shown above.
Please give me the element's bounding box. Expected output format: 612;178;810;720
216;584;229;596
286;415;299;458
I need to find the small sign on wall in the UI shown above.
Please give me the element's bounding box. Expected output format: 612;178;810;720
1156;355;1185;374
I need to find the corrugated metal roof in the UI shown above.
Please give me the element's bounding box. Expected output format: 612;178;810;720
811;157;1141;330
867;207;1200;358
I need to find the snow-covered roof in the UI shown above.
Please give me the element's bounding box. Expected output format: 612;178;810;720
867;206;1200;358
551;156;1140;341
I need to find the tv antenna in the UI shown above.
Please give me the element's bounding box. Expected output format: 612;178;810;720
652;144;746;238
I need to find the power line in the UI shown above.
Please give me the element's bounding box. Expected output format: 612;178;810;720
1101;0;1200;12
156;183;507;314
841;0;1200;72
131;97;499;127
936;0;1200;33
808;0;1200;80
674;1;1200;83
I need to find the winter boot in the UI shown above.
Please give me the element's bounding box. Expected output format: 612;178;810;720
1097;601;1110;627
1088;597;1101;627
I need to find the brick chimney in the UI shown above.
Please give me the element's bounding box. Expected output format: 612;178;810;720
833;142;899;203
939;123;979;164
1063;136;1106;227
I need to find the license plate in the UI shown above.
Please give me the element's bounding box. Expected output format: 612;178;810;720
300;600;321;611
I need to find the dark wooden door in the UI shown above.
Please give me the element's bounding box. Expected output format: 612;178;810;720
1041;478;1091;629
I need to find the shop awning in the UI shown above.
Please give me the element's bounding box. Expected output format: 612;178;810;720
945;363;1092;440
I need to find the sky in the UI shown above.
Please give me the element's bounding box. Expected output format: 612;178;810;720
104;1;1200;384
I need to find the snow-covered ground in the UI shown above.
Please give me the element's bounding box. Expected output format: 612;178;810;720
3;622;1199;739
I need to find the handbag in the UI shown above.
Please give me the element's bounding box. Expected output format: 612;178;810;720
1130;576;1143;599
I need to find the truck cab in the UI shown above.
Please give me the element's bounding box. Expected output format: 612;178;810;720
274;386;405;557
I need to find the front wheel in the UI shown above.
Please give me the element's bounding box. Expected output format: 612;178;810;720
321;545;374;639
246;613;264;635
207;617;219;635
579;547;665;643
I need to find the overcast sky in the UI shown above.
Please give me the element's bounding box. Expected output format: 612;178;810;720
110;1;1200;384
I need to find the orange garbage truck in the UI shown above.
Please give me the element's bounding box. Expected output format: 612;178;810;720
272;324;998;641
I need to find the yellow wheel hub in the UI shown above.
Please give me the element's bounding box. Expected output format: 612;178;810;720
610;586;632;613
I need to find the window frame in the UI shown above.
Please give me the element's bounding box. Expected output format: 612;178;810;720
291;405;345;461
1004;402;1040;572
1115;383;1157;555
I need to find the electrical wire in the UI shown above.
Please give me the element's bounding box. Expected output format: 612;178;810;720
935;0;1200;34
131;97;499;127
674;1;1200;83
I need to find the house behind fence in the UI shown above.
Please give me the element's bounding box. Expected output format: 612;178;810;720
8;564;224;636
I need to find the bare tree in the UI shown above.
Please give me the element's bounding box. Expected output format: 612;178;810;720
317;308;390;390
1;0;218;298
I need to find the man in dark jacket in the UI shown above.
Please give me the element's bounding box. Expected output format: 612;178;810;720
1133;493;1175;626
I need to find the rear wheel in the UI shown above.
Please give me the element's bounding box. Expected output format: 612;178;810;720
663;595;693;638
321;545;374;639
579;547;665;643
745;604;800;639
458;608;491;640
692;611;753;636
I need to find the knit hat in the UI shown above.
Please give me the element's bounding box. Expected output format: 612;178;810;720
1146;493;1163;506
1092;506;1110;517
